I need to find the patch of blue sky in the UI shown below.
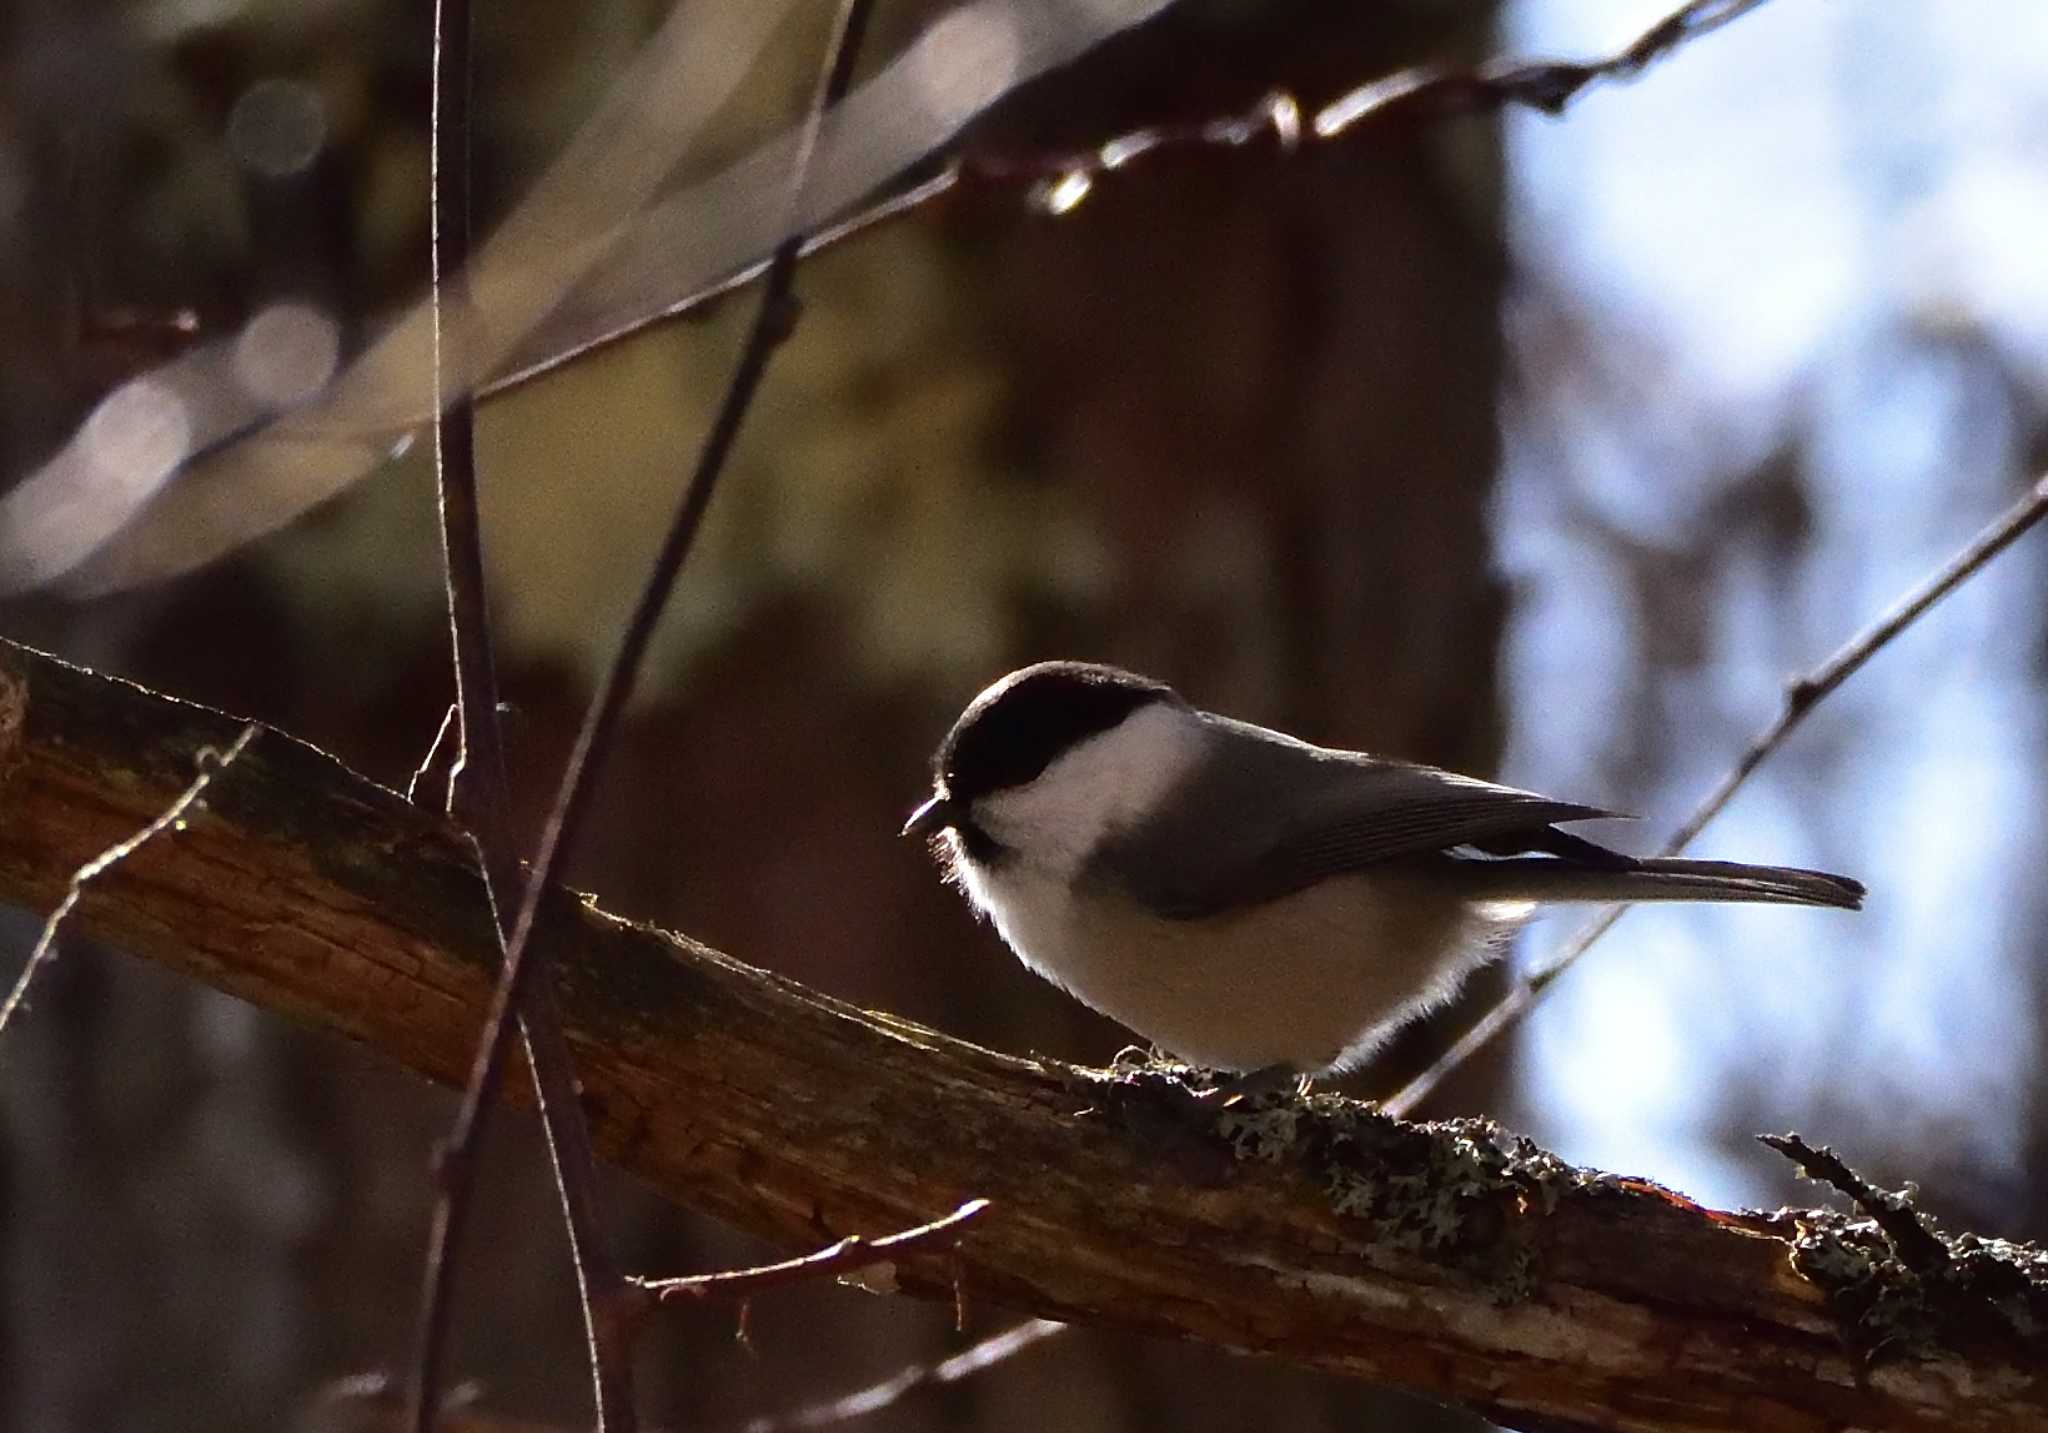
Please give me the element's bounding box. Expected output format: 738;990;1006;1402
1494;0;2048;1207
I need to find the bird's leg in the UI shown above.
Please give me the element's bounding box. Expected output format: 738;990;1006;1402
1198;1063;1310;1103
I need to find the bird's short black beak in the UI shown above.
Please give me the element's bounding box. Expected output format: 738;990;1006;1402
901;791;958;840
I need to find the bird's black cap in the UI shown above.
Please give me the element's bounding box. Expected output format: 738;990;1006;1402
933;661;1179;805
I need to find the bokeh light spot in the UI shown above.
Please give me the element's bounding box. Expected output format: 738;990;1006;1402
233;303;341;409
81;377;193;501
227;77;328;180
911;8;1022;130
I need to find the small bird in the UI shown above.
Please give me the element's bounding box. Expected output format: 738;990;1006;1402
904;661;1863;1082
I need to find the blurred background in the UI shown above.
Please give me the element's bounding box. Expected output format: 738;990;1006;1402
2;0;2046;1429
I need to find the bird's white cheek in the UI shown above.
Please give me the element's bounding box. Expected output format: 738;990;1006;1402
969;703;1208;883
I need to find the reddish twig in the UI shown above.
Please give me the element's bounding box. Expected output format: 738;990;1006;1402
626;1198;991;1329
1385;472;2048;1118
1312;0;1772;136
0;723;258;1041
412;1;876;1427
955;0;1760;194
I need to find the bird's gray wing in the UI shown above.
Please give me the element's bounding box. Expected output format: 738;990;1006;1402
1093;715;1615;919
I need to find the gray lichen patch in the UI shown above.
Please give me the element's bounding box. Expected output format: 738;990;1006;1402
1270;1097;1581;1281
1082;1064;1597;1296
1754;1135;2048;1361
1774;1207;2048;1361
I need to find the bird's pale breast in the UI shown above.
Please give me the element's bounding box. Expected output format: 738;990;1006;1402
968;858;1524;1072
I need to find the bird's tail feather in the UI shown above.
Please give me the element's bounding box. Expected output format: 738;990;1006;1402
1461;856;1864;910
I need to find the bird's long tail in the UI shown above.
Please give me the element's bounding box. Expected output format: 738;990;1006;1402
1460;855;1865;910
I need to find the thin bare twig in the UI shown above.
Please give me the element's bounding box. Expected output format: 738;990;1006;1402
408;0;638;1427
1385;472;2048;1119
720;1317;1067;1433
962;0;1771;195
405;701;461;807
429;0;491;840
0;724;257;1040
303;1313;1063;1433
1313;0;1771;135
631;1199;990;1317
414;3;876;1427
489;171;954;398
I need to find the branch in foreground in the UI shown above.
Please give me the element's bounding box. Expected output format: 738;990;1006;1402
0;716;255;1037
1;641;2044;1433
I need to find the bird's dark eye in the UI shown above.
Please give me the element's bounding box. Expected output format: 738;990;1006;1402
939;662;1173;802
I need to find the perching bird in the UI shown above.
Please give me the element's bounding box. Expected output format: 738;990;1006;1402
904;661;1863;1080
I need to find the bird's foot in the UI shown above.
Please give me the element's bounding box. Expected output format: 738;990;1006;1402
1196;1063;1310;1105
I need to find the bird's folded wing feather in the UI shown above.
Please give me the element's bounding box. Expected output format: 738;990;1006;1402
1093;715;1614;918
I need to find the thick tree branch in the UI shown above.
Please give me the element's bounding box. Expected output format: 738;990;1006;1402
1;638;2044;1433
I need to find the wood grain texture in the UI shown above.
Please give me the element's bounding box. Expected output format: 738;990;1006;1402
0;637;2041;1433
